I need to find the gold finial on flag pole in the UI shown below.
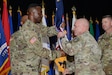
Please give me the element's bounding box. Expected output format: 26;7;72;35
83;15;85;18
17;6;20;12
42;0;45;8
90;17;92;20
71;6;77;18
9;5;12;10
72;6;76;14
95;18;99;24
17;6;22;16
9;5;12;16
90;17;93;23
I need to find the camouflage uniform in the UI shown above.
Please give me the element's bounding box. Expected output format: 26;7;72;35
10;20;62;75
61;31;105;75
98;32;112;75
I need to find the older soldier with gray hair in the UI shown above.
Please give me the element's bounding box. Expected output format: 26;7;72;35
98;15;112;75
58;18;105;75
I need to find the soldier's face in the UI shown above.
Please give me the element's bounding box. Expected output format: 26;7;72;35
102;18;112;31
74;22;83;36
33;7;43;23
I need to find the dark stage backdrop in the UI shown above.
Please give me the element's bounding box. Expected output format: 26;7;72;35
0;0;112;33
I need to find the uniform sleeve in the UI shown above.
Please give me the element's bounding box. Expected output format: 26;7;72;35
37;48;62;60
66;61;75;74
10;31;28;52
61;37;83;56
98;36;105;49
98;36;101;45
22;30;61;60
41;25;58;37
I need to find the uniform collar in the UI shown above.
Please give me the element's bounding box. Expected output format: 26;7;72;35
103;32;112;38
77;31;90;38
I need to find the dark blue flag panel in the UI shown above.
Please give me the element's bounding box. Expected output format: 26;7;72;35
66;14;71;41
0;18;8;70
9;14;13;35
17;10;21;30
55;0;64;31
95;20;100;41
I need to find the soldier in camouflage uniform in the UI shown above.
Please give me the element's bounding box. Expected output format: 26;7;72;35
9;4;66;75
98;15;112;75
58;18;105;75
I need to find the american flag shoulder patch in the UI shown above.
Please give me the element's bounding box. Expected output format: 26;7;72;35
30;37;37;44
